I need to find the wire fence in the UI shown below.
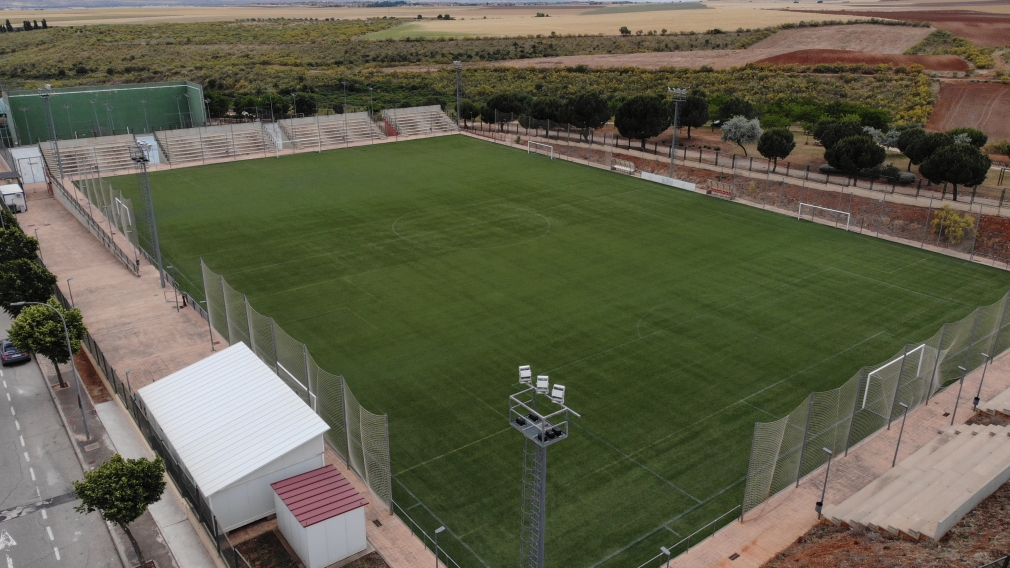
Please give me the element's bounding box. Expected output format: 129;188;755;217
741;288;1010;518
200;260;393;512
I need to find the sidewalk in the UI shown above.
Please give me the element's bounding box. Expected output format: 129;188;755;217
21;178;438;567
665;348;1010;568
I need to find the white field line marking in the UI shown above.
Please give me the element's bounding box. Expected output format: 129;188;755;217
40;510;46;520
53;547;59;561
740;399;777;419
830;267;968;307
395;428;510;475
34;488;39;498
45;527;53;541
29;468;34;481
392;476;493;568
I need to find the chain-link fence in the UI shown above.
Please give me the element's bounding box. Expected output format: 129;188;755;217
741;289;1010;517
200;259;393;510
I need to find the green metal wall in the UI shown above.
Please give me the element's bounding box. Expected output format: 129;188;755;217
2;81;205;146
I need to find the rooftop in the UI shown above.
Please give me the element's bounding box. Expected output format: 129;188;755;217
272;465;368;528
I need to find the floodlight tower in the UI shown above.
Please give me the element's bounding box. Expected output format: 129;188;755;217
453;61;463;130
130;144;165;288
510;365;580;568
668;87;688;178
39;84;64;179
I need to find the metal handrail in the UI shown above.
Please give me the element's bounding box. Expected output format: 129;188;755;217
977;556;1010;568
636;505;742;568
390;501;464;568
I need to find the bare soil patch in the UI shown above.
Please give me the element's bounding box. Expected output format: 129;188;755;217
791;9;1010;46
754;49;969;70
75;350;111;404
927;81;1010;141
747;23;933;53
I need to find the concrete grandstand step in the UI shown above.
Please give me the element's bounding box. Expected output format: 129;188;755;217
981;385;1010;416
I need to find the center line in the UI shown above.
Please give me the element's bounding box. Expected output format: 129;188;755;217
23;452;29;462
5;394;8;402
46;526;54;541
2;380;6;388
41;509;47;520
19;435;24;447
30;467;35;481
13;420;18;431
53;547;60;560
9;407;13;416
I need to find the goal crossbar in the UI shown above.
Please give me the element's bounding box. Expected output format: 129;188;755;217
798;203;851;231
528;141;554;159
861;343;927;409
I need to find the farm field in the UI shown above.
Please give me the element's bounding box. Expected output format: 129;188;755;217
111;135;1010;568
752;49;969;70
793;9;1010;46
927;81;1010;141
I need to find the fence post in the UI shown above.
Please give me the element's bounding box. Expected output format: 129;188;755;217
749;157;753;171
795;393;816;487
244;294;255;353
961;307;985;372
844;368;867;456
342;377;355;468
887;344;911;429
384;414;393;513
925;324;948;403
987;290;1010;358
968;206;983;261
219;275;231;345
269;317;279;374
875;192;887;237
921;195;935;249
303;344;314;410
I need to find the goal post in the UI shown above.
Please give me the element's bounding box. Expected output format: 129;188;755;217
860;343;935;414
798;203;851;231
528;141;554;159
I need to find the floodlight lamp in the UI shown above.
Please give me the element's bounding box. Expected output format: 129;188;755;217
453;60;462;69
821;447;832;455
536;375;549;394
898;402;909;409
435;526;445;535
660;547;670;556
957;366;967;372
519;365;532;384
550;384;565;405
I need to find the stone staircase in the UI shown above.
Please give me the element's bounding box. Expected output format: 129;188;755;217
824;423;1010;540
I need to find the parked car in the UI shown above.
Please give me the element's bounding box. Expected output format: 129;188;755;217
1;339;30;366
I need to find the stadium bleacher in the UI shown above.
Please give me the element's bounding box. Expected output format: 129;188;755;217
382;106;457;137
278;112;385;149
156;123;272;164
40;134;138;177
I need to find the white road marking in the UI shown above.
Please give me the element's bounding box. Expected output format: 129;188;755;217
5;554;10;568
40;510;46;520
2;380;5;388
8;407;13;416
0;531;16;550
29;468;35;481
34;488;39;498
22;452;28;462
4;394;8;402
18;435;23;447
53;547;60;560
45;527;53;541
13;420;17;431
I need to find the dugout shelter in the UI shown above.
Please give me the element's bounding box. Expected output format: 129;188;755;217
137;342;329;532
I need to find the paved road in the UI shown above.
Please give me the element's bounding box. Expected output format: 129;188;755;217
0;313;122;568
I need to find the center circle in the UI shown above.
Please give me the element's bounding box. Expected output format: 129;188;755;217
392;204;551;250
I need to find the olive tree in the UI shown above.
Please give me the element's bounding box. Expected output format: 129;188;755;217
721;116;763;156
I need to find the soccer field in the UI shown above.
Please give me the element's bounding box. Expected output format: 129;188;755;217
116;135;1010;568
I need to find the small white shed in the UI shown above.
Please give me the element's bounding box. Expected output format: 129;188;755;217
138;343;330;532
1;184;26;213
272;465;369;568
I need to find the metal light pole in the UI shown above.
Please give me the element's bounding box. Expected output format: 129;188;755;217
815;448;833;519
11;301;89;440
130;145;165;288
66;277;75;307
660;546;671;568
124;368;132;393
204;98;212;126
291;92;298;117
892;402;910;467
342;82;349;147
39;85;64;179
974;352;991;410
369;87;375;144
453;60;463;130
433;526;444;568
667;87;687;178
90;99;103;136
18;107;33;144
174;95;184;129
63;103;73;138
184;92;191;128
139;99;150;133
510;366;580;568
199;299;215;352
951;365;968;426
104;104;115;134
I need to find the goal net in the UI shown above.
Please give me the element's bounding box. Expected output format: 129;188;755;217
798;203;851;231
528;141;554;159
860;343;936;418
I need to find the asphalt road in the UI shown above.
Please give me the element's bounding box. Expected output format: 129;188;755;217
0;312;122;568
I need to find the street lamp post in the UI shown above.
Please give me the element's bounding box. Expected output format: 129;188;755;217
660;546;671;568
199;299;215;352
433;526;445;568
124;368;132;393
667;87;687;178
369;87;375;144
291;92;298;118
815;448;833;519
11;301;89;440
130;146;165;288
974;352;992;410
951;365;968;426
342;82;349;147
892;402;910;467
66;277;75;307
204;98;212;127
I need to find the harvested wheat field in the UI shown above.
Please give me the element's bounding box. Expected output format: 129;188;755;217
746;23;934;53
794;9;1010;46
754;49;969;70
927;82;1010;140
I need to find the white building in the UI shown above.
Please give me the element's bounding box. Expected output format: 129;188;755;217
138;343;330;532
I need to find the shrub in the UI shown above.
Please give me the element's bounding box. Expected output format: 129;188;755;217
930;205;975;244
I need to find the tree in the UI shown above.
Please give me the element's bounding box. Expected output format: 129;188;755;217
812;118;863;150
41;19;48;29
1;208;21;232
718;98;757;121
74;454;166;565
946;127;987;148
0;259;57;316
905;132;953;170
205;91;231;119
7;297;85;388
918;143;991;202
896;126;925;171
529;96;569;123
824;135;886;177
757;128;795;170
619;26;631;36
0;227;40;263
481;92;528;129
568;92;610;130
23;21;31;32
721;116;762;156
459;100;479;128
614;95;670;150
679;95;709;139
289;92;317;116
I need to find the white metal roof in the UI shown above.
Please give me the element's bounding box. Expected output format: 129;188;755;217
1;184;24;196
138;343;329;496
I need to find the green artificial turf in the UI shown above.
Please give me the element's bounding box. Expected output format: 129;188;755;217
112;135;1010;568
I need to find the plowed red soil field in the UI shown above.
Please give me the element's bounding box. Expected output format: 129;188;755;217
927;82;1010;141
754;49;969;70
792;10;1010;47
